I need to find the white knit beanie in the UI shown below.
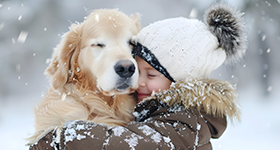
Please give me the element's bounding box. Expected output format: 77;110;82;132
132;3;247;82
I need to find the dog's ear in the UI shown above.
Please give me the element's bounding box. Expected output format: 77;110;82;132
45;23;81;90
130;13;142;31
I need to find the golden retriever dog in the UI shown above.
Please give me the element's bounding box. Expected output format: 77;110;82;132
28;9;141;144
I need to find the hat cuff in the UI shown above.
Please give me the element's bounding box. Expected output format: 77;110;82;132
131;42;175;82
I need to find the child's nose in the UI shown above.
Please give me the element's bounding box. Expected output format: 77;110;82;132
138;78;146;87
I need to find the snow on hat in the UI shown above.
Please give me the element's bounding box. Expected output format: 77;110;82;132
132;3;247;82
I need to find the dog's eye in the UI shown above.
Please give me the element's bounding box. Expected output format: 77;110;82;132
91;43;105;48
97;43;105;47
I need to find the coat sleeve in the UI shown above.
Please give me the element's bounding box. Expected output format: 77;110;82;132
29;99;227;150
29;130;58;150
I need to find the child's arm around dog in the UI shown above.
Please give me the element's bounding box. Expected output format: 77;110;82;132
29;77;239;149
29;86;231;150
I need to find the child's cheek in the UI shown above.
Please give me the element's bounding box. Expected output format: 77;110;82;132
147;80;163;93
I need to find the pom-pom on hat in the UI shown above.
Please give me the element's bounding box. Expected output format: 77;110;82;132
132;3;247;82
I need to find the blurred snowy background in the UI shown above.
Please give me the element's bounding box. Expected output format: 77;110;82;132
0;0;279;149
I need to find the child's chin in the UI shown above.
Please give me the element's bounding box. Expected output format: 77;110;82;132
137;96;144;103
137;95;146;101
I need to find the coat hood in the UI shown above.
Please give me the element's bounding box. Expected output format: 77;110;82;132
144;79;241;122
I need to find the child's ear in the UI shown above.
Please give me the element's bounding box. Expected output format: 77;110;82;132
45;23;81;90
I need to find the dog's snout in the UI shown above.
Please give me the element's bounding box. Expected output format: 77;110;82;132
114;60;135;78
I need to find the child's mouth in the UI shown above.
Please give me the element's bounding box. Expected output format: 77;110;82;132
137;92;150;101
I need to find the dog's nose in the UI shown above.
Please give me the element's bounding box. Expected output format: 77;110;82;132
114;60;135;78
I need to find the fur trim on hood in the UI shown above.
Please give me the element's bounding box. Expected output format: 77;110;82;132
145;79;241;122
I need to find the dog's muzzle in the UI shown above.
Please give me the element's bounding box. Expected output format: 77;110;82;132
114;60;137;92
100;60;137;96
115;78;132;91
114;60;135;78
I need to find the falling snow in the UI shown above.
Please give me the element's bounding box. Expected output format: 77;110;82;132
18;15;22;20
0;1;279;150
17;31;28;43
0;23;4;30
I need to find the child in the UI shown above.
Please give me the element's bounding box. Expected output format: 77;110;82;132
135;56;172;103
29;3;246;150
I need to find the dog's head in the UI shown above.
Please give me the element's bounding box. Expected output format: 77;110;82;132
45;9;141;96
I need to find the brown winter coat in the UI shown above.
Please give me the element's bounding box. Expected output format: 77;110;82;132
29;79;240;150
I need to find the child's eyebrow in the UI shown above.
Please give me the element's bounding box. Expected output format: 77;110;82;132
143;67;156;71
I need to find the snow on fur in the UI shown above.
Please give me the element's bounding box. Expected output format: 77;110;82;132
146;79;241;122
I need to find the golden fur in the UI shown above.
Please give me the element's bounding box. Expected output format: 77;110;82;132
28;9;141;144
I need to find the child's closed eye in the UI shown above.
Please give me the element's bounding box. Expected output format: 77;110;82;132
147;69;161;78
148;74;157;77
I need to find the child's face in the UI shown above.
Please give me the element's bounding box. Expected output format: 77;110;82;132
136;56;172;103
